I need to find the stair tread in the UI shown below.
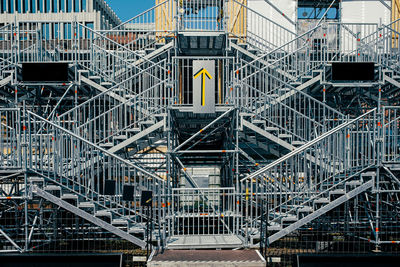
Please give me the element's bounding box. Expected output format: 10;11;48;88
44;185;61;191
314;197;330;204
292;141;306;146
78;202;95;208
61;194;78;199
112;219;129;225
95;210;112;217
99;143;114;148
28;177;44;183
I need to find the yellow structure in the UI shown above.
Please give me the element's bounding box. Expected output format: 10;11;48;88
392;0;400;48
227;0;247;42
155;0;176;42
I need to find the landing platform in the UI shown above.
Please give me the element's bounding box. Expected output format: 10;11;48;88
166;235;244;249
148;249;265;267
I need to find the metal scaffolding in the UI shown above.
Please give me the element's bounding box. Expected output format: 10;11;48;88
0;0;400;265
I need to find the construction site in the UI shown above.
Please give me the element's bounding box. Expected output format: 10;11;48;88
0;0;400;266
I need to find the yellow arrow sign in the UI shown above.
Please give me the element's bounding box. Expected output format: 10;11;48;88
194;68;213;106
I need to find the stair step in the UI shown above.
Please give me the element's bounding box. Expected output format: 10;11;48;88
78;202;95;208
346;180;363;187
278;134;292;139
330;189;345;195
95;210;112;218
44;185;61;191
126;128;141;133
252;120;265;125
239;113;253;117
361;171;377;177
113;135;128;141
129;225;146;234
99;143;114;148
298;206;313;213
282;215;298;222
100;82;113;87
61;194;78;200
139;121;155;125
265;127;279;131
112;219;129;225
292;141;306;146
314;198;330;204
268;225;282;231
89;76;101;80
28;177;44;183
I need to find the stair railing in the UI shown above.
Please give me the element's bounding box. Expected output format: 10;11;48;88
25;110;167;232
226;0;297;52
240;109;377;232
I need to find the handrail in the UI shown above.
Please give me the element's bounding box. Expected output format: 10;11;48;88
27;111;166;183
242;108;377;182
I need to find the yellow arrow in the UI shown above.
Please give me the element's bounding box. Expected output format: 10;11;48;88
194;68;212;106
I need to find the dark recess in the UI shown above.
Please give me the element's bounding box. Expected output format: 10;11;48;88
331;62;375;81
22;63;69;82
0;254;121;267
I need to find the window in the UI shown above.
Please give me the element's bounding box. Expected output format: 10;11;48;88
38;0;43;12
66;0;71;12
46;0;50;12
8;0;14;13
31;0;36;13
81;0;86;11
16;0;21;13
64;22;72;39
85;22;93;38
52;0;56;12
298;7;340;20
74;0;78;12
24;0;28;13
53;23;59;39
59;0;64;12
1;0;5;13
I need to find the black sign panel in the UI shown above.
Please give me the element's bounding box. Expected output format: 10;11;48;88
104;180;116;195
22;63;69;82
298;254;400;267
141;191;153;207
122;185;135;201
331;62;375;81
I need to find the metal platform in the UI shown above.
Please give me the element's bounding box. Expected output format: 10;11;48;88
149;249;265;267
166;235;244;249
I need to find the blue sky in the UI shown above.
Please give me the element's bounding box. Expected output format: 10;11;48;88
106;1;154;22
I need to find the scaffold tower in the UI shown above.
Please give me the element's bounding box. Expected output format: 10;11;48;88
0;0;400;265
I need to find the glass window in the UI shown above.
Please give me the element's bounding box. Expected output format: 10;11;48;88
81;0;85;11
66;0;71;12
59;0;64;12
52;0;56;12
8;0;14;13
1;0;5;13
64;22;71;39
16;0;21;13
46;0;50;12
31;0;36;13
38;0;43;12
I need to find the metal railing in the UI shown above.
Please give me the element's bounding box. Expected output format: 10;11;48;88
58;60;169;145
240;109;377;231
0;109;21;169
383;107;400;163
171;187;239;236
226;0;297;51
25;110;167;231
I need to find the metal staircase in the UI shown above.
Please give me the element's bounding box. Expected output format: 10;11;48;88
1;0;400;256
23;110;167;249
